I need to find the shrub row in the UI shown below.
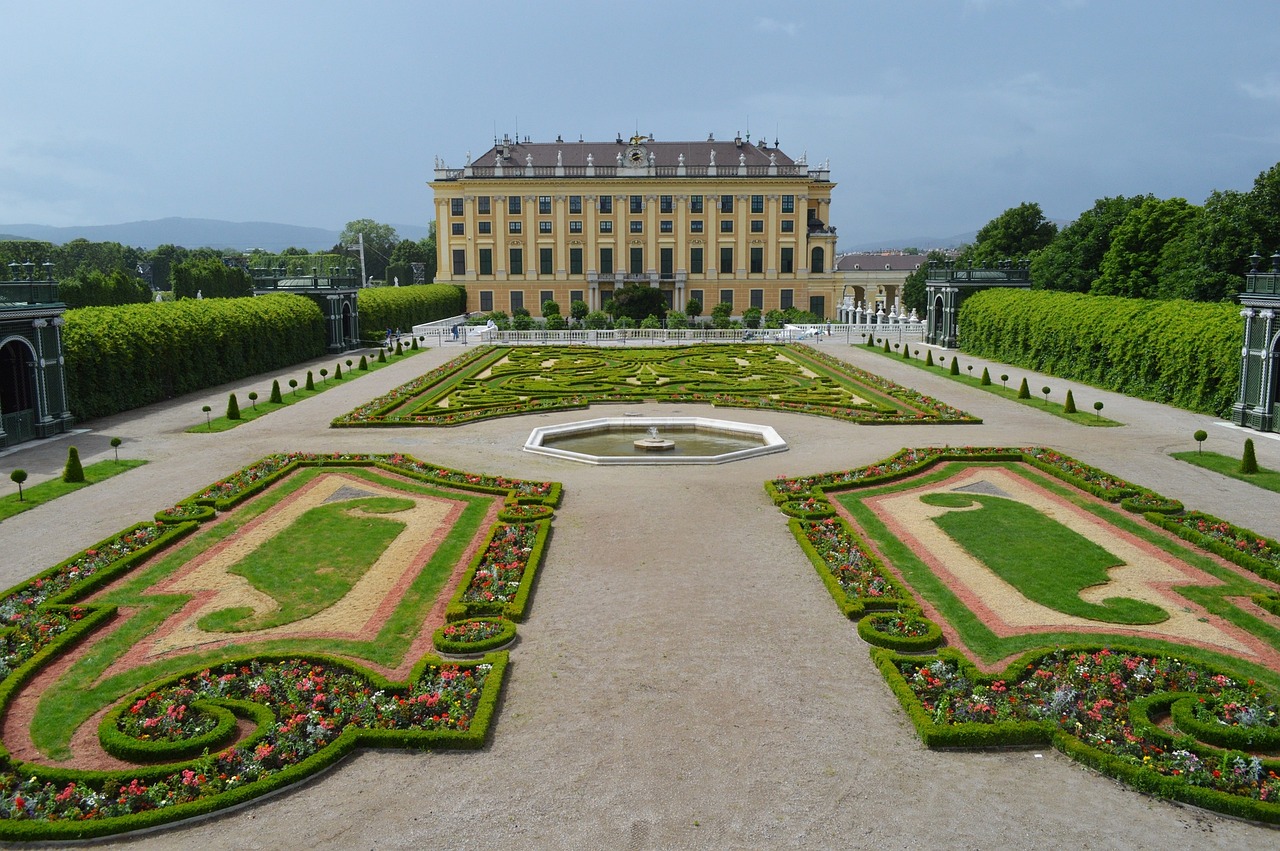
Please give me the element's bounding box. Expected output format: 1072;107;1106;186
63;295;325;420
958;289;1240;416
357;284;466;341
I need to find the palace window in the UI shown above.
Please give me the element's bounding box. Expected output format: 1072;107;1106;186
570;248;583;275
690;248;703;275
540;248;553;275
539;221;552;233
509;196;521;214
509;221;522;234
538;196;552;214
599;196;613;213
479;249;493;276
689;288;704;308
479;290;493;312
781;220;794;233
630;220;643;233
600;247;614;274
569;195;582;214
450;198;464;216
540;290;554;309
780;288;794;310
569;220;582;233
720;220;733;233
719;289;734;309
750;247;763;274
630;195;643;213
781;195;794;213
629;247;643;275
750;220;763;233
720;246;733;272
660;220;673;233
570;289;584;304
690;220;704;233
750;288;764;309
511;291;524;312
451;249;465;276
720;194;733;213
478;221;491;235
660;195;673;213
600;221;613;233
451;222;464;235
510;248;523;275
690;195;703;213
751;194;763;213
780;247;793;274
477;196;491;215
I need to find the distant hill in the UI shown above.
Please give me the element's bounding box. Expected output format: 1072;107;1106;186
0;218;430;251
842;231;977;253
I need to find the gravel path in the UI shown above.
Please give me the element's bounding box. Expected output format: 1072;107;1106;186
3;341;1278;849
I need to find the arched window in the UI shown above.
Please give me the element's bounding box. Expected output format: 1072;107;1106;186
811;247;825;274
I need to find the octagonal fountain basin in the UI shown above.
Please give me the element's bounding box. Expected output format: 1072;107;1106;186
524;417;787;465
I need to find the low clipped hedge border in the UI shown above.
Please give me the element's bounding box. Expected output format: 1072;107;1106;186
1168;694;1280;751
181;452;560;512
497;504;554;523
433;618;518;655
97;698;255;764
333;344;981;428
447;519;551;622
857;612;943;652
1151;511;1280;584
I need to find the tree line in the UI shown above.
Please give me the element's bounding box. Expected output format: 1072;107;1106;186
903;160;1280;312
0;219;436;308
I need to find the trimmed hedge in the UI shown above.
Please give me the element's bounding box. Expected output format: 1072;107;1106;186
433;618;518;655
958;289;1240;416
63;294;326;420
357;284;465;341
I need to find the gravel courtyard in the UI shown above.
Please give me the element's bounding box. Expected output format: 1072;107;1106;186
2;340;1277;850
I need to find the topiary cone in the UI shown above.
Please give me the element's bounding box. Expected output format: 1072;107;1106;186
270;379;283;404
1063;389;1076;414
226;393;241;420
378;349;386;363
360;355;369;370
335;363;343;379
1241;438;1259;474
980;367;991;386
305;371;315;391
63;446;85;483
949;357;960;376
1017;377;1031;399
925;350;934;367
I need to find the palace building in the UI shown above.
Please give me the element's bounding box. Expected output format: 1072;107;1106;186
429;133;839;319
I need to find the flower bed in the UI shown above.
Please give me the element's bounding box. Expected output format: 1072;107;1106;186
0;655;506;840
433;618;517;655
449;521;549;622
775;447;1280;824
497;503;554;523
857;612;943;652
0;455;559;840
879;646;1280;823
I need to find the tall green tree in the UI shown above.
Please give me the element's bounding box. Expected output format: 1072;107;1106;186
1093;197;1198;299
1030;195;1150;292
337;219;399;283
609;282;667;323
962;202;1058;266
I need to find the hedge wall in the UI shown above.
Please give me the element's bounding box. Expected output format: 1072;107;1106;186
63;294;325;420
957;290;1240;416
358;284;466;340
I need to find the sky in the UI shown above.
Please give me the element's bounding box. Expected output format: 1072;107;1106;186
3;0;1279;248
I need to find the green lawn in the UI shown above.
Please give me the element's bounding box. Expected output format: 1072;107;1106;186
189;345;425;433
1171;449;1280;493
868;342;1122;426
0;459;147;521
921;491;1167;624
201;496;415;631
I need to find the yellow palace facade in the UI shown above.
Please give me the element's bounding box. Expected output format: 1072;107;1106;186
429;133;839;318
